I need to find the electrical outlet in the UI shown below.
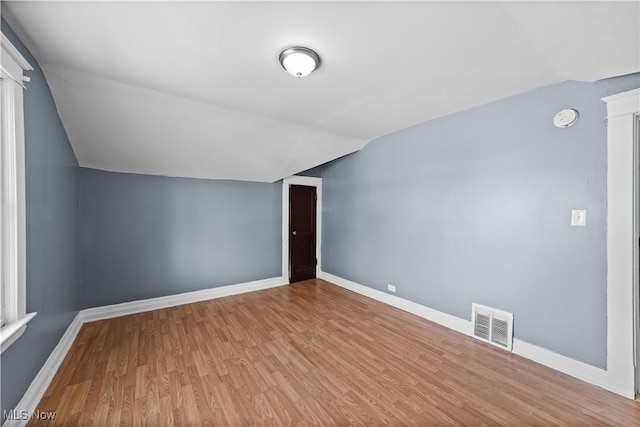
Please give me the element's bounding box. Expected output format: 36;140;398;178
387;284;396;293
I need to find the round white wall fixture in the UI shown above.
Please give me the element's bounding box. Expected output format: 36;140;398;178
553;108;579;128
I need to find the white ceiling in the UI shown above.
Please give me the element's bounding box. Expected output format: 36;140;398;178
3;1;639;182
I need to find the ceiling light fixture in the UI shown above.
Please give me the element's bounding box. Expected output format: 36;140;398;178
279;46;320;78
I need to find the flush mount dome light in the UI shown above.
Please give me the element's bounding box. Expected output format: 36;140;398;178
279;46;320;78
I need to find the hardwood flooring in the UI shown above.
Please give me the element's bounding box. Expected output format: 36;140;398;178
31;279;640;425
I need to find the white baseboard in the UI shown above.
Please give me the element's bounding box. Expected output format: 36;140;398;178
7;270;633;425
4;276;288;427
4;314;84;427
81;276;288;323
511;339;633;398
318;271;472;336
318;270;632;399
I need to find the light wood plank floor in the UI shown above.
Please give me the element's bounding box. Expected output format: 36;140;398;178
31;279;640;426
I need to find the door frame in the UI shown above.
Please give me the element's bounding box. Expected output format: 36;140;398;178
282;176;322;282
602;88;640;398
635;112;640;396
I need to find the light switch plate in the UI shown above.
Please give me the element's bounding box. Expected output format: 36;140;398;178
571;209;587;226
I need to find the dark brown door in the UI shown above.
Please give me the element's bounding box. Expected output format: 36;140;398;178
289;185;317;283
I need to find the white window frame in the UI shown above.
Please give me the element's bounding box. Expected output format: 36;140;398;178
0;32;36;354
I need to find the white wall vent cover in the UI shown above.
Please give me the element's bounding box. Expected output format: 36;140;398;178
472;303;513;351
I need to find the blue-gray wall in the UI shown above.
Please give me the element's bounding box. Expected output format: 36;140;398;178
1;19;80;416
321;74;640;369
79;169;282;308
295;165;323;178
2;9;638;412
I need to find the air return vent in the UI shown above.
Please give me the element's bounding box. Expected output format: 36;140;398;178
471;303;513;351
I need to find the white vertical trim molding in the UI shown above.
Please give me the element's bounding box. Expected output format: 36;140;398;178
281;176;323;281
1;70;20;324
0;32;34;353
603;88;640;399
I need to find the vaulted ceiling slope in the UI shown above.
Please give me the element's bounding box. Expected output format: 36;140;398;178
3;1;639;182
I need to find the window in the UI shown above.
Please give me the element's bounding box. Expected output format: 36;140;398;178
0;32;35;353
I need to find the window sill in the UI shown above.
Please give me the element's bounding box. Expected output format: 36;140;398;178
0;312;37;354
